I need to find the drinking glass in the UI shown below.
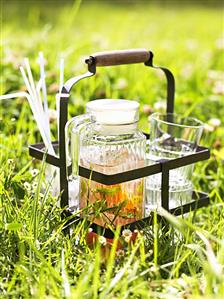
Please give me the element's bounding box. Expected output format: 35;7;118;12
145;113;204;214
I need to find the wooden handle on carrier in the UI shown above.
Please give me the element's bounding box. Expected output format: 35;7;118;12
86;49;151;67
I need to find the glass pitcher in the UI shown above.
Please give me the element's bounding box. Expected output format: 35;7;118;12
66;99;146;227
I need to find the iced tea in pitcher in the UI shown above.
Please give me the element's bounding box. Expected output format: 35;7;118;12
66;99;146;227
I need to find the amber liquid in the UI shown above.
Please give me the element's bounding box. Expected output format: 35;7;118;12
80;177;144;227
79;148;144;227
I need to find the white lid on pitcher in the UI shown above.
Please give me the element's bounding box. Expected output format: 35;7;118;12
86;99;139;125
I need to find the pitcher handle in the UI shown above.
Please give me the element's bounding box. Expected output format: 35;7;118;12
65;114;91;180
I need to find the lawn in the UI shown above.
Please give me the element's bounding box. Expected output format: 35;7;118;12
0;1;224;298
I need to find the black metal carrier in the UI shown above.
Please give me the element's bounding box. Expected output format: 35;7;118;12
29;49;210;238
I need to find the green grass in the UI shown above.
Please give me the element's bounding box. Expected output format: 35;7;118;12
0;1;224;298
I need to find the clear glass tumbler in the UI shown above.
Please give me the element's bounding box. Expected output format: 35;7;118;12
145;113;204;214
